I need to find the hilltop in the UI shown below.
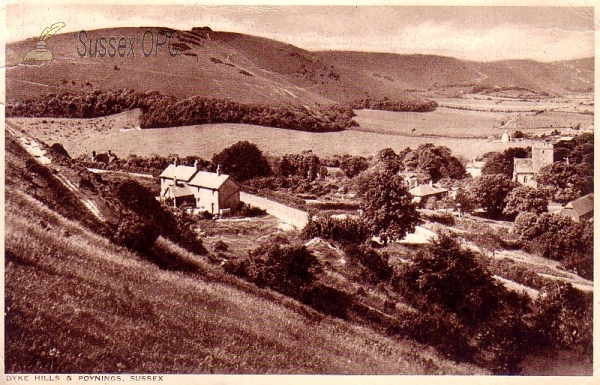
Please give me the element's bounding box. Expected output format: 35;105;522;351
6;27;593;108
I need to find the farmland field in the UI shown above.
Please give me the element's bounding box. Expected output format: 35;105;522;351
8;95;592;161
354;108;592;137
9;115;532;160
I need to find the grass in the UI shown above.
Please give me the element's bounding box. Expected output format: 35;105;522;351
5;186;485;374
10;114;531;161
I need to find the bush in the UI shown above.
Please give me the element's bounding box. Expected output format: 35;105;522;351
302;215;369;245
112;213;160;252
343;245;393;283
421;211;455;226
239;244;319;297
513;212;539;239
396;235;505;325
233;202;266;217
526;282;592;354
300;283;353;318
213;240;229;252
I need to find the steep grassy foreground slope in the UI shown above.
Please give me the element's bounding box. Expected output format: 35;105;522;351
4;133;485;374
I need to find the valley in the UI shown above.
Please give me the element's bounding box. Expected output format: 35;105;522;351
4;22;594;377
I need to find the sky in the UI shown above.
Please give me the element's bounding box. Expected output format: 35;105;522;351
4;3;596;62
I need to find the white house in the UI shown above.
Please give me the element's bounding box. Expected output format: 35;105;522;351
188;167;241;215
159;160;240;215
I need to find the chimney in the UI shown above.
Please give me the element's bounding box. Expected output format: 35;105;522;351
216;164;221;176
429;180;433;187
91;150;96;162
173;157;178;167
194;159;199;170
174;175;178;186
108;149;113;157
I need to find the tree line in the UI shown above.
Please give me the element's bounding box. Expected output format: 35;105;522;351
350;97;438;112
6;88;358;132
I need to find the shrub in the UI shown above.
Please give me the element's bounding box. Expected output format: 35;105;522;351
513;212;539;239
526;282;592;354
241;244;319;297
213;240;229;252
112;213;160;252
343;245;393;283
302;215;369;245
300;283;353;318
233;202;266;217
421;211;455;226
396;235;505;325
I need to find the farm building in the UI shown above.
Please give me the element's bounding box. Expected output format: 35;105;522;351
409;182;448;208
513;142;554;187
159;161;240;215
501;131;511;142
560;193;593;222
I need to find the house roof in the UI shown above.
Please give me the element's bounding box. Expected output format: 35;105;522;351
188;171;233;190
409;184;448;197
514;158;533;173
563;193;594;218
159;164;199;182
163;184;195;198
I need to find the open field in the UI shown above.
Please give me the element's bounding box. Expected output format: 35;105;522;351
9;114;532;161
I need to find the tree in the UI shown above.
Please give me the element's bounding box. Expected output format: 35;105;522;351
340;156;369;178
513;131;524;139
503;186;548;218
397;235;504;324
526;282;592;354
211;141;271;182
471;174;518;219
481;147;530;178
537;162;593;204
359;170;420;244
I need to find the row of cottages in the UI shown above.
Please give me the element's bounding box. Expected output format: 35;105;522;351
513;142;554;187
159;160;240;215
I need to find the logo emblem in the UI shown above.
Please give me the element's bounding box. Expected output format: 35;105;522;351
23;22;66;61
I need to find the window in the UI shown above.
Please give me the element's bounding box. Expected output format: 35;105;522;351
523;176;527;183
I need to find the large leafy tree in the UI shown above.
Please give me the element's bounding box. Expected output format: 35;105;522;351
537;162;593;204
481;147;530;178
471;174;518;219
398;235;504;324
212;141;272;182
359;170;420;243
503;186;548;218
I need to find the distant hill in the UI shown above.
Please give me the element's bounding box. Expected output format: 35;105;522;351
6;27;593;109
318;52;594;96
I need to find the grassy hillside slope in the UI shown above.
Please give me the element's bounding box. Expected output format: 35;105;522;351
7;27;589;107
4;130;485;374
318;52;594;95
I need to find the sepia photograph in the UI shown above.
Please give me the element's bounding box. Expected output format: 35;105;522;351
2;1;595;382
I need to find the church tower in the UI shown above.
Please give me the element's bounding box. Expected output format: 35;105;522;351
532;142;554;173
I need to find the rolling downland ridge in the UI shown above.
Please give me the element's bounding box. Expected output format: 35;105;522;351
6;27;593;106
